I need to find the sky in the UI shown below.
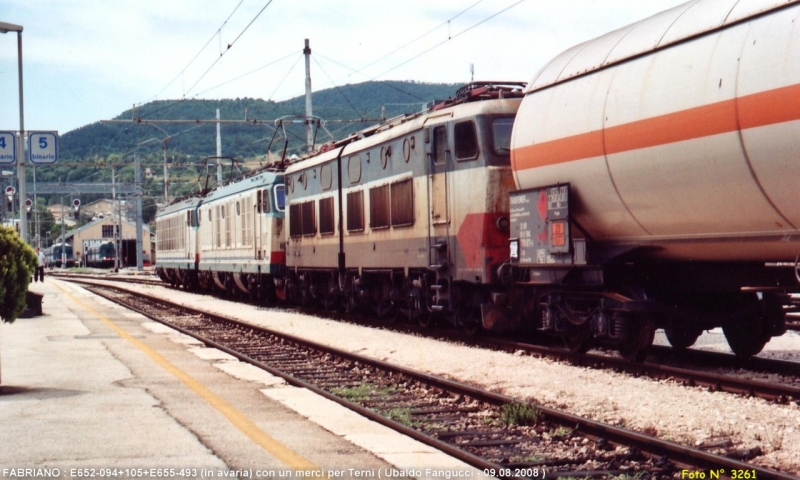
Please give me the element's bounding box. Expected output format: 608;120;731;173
1;0;688;136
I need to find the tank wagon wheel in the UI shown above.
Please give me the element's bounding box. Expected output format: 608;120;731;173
722;321;768;359
617;314;655;362
664;326;702;351
563;323;592;354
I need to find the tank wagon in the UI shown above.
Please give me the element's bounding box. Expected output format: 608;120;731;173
155;170;286;300
507;0;800;358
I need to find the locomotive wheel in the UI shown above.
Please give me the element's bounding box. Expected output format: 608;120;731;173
664;326;702;351
457;308;482;336
617;315;655;362
563;323;591;354
419;312;435;328
722;321;768;359
376;300;396;321
322;292;339;312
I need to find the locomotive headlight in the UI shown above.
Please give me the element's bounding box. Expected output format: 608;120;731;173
509;238;519;260
495;216;510;232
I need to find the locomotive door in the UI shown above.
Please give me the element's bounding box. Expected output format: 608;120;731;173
427;124;451;268
255;189;264;260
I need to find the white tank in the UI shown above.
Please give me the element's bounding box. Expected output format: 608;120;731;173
511;0;800;261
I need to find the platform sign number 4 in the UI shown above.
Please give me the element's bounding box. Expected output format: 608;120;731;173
28;131;59;165
0;131;16;165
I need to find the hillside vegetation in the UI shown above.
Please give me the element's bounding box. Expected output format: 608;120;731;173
25;81;460;238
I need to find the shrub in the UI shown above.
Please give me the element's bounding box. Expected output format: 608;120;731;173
0;226;37;323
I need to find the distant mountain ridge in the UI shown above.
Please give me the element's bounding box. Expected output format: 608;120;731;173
61;80;462;161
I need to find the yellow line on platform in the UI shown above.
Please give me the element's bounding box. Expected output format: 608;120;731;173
55;283;324;474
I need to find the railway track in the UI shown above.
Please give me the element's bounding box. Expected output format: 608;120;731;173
66;278;798;479
56;274;800;403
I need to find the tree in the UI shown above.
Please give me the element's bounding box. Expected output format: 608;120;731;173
0;225;37;323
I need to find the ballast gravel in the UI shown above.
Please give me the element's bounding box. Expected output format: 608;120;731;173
113;281;800;474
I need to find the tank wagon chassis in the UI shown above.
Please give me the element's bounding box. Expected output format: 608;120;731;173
494;184;795;361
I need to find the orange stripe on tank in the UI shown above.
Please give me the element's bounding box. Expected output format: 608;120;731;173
512;82;800;171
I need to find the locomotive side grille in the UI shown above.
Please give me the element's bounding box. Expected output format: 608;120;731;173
319;197;335;235
289;203;302;238
391;178;414;227
301;201;316;237
347;191;365;232
369;185;390;229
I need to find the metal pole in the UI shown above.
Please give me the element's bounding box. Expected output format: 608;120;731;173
33;164;39;247
60;199;65;268
134;153;143;271
112;167;119;271
304;38;313;153
15;30;27;244
216;109;222;185
163;140;169;203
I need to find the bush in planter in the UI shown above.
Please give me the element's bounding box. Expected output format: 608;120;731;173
0;226;37;323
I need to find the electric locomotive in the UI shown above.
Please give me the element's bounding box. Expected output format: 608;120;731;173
282;82;525;329
85;240;116;269
156;169;286;300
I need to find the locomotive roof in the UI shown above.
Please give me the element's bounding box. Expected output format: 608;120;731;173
527;0;800;93
286;85;523;174
158;195;204;217
203;170;283;203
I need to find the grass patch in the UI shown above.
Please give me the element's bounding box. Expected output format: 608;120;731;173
383;407;417;427
500;402;541;427
330;382;395;402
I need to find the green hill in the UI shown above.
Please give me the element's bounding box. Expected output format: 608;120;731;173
60;80;460;161
27;80;461;230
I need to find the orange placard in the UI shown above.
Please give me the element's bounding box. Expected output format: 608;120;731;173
551;221;566;247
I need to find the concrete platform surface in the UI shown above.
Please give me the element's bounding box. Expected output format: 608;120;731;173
0;280;485;479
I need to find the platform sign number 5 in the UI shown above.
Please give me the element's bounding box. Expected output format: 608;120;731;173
0;131;16;165
28;131;59;165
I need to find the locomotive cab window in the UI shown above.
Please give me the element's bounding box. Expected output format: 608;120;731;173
491;117;514;156
274;185;286;212
454;121;478;160
258;189;271;214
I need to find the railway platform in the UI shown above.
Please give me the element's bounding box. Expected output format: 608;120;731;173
0;279;483;479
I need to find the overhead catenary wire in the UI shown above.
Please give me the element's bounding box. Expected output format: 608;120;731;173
357;0;487;74
195;51;301;97
184;0;277;97
311;56;366;119
147;0;246;102
371;0;527;81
